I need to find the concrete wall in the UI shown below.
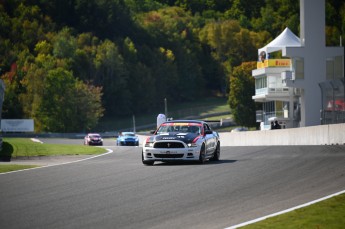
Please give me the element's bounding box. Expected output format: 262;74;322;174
219;123;345;146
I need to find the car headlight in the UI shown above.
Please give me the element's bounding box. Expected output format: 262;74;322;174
187;143;198;147
144;137;154;147
188;136;201;147
145;142;154;147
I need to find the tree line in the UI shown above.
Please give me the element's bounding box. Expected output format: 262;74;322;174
0;0;344;132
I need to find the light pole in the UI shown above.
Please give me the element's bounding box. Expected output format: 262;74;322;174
164;98;168;118
133;115;136;133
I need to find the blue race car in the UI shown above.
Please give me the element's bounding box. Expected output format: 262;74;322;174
116;132;139;146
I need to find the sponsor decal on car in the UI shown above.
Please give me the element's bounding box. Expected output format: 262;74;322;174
161;122;202;126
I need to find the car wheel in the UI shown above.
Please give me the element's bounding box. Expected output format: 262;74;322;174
198;144;206;164
142;151;154;166
210;142;220;161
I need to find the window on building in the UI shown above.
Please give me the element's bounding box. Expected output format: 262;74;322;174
327;56;343;80
275;101;284;117
263;101;285;125
255;76;267;89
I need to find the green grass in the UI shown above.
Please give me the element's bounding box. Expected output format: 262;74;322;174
0;164;39;173
240;193;345;228
0;138;107;173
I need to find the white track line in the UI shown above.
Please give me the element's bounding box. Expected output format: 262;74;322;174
225;189;345;229
0;148;113;175
30;138;43;143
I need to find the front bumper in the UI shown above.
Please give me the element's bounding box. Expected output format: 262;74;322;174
119;141;139;146
89;140;103;145
143;144;201;161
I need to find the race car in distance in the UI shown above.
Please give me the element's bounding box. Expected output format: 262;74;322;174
84;133;103;146
142;120;220;165
116;132;139;146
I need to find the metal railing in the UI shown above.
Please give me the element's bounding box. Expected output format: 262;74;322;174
321;110;345;125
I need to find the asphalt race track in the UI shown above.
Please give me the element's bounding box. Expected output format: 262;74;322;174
0;142;345;229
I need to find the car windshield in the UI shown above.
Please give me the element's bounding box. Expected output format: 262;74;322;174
90;134;100;138
157;123;201;134
123;133;135;136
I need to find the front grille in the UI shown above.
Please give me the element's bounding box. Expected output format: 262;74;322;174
126;142;135;146
154;154;184;158
154;142;185;148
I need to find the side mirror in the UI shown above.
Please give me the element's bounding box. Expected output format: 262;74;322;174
150;130;156;134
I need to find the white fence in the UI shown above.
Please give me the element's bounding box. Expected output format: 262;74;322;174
1;119;34;132
219;123;345;146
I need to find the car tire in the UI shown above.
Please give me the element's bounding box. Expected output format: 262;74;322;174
210;142;220;161
198;144;206;164
142;151;154;166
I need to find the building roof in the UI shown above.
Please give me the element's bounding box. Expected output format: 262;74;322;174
258;27;301;55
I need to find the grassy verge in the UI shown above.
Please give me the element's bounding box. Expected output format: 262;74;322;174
239;193;345;228
0;164;39;173
0;138;107;173
1;138;106;158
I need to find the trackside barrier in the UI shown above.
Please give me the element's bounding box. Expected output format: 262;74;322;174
3;123;345;146
219;123;345;146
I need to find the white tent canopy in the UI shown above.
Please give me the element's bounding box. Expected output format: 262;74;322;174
258;27;301;56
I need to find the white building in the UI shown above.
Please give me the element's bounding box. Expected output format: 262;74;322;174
252;0;344;130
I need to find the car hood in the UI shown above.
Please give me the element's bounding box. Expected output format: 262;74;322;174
120;136;137;140
151;132;200;144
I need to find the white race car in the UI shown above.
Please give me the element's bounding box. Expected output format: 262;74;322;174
142;120;220;165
